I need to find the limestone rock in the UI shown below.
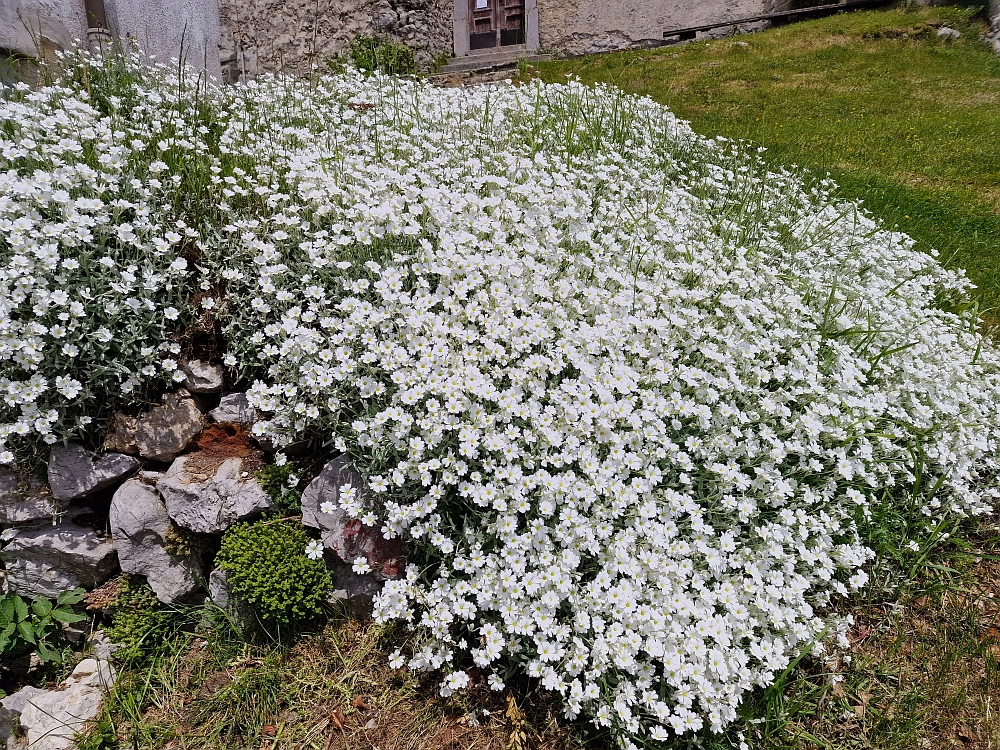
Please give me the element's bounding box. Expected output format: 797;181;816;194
209;393;257;425
102;413;138;454
208;567;256;632
180;359;225;394
158;455;272;534
301;456;405;580
18;658;117;750
0;517;117;599
0;468;67;525
0;686;45;746
134;391;204;463
937;26;960;39
48;443;140;501
110;478;202;603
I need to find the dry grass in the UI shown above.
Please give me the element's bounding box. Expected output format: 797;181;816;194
744;521;1000;750
91;614;592;750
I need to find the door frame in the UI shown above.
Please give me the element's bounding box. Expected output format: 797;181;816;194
453;0;538;56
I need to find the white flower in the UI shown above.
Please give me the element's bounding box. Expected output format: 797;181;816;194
305;539;324;560
352;557;372;575
0;528;17;542
320;501;336;514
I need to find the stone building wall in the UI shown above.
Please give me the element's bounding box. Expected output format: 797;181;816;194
105;0;222;79
536;0;777;56
218;0;453;80
0;0;87;58
0;0;220;79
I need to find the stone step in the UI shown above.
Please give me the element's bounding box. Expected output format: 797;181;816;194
438;51;552;74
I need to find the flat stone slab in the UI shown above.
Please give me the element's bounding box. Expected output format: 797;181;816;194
48;443;139;501
0;468;67;525
0;517;117;599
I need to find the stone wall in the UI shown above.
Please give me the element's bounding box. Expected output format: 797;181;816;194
536;0;777;56
218;0;453;80
105;0;222;79
0;0;86;58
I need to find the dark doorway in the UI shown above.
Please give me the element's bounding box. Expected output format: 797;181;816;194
469;0;525;51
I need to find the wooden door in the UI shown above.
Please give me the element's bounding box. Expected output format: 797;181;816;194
469;0;525;51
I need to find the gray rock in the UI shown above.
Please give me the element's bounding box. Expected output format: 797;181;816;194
327;557;381;618
88;631;122;662
109;479;202;603
301;456;406;581
209;393;258;425
48;444;140;501
0;686;45;745
0;468;67;525
0;517;117;599
102;413;138;455
937;26;960;39
134;391;204;463
208;567;256;632
18;658;117;750
180;360;225;394
158;456;272;534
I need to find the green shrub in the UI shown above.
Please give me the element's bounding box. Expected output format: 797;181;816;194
0;588;86;664
216;521;330;628
348;35;417;75
256;462;302;514
104;576;184;664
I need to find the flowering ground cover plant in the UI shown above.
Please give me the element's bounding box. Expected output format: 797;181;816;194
3;50;1000;747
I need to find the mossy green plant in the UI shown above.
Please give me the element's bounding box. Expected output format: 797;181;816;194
104;576;186;664
216;520;330;629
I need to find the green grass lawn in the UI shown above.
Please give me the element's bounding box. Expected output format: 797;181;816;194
530;3;1000;317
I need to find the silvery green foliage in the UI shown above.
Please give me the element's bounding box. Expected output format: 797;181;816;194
4;54;1000;745
0;54;208;462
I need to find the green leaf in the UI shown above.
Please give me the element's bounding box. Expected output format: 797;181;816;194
51;608;86;624
0;596;14;624
13;596;28;624
35;641;56;662
31;598;53;618
56;589;86;606
17;620;35;644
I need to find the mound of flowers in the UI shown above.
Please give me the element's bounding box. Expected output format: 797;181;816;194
3;51;1000;745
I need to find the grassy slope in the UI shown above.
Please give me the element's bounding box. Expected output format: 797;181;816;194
531;4;1000;316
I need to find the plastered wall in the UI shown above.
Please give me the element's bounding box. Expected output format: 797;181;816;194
537;0;775;55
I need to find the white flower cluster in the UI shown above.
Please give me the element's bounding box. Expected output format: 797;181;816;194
0;54;216;461
214;73;1000;742
6;53;1000;744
